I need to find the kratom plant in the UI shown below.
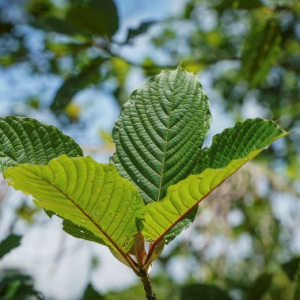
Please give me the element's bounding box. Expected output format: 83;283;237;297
0;67;287;300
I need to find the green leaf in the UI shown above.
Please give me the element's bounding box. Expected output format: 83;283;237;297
282;257;300;281
66;0;119;38
4;155;145;255
142;119;287;243
0;271;44;300
125;21;156;44
30;0;119;38
216;0;263;11
181;284;233;300
0;235;22;260
241;18;282;87
82;284;104;300
31;16;82;36
245;273;273;300
0;117;83;172
112;67;211;204
51;57;105;111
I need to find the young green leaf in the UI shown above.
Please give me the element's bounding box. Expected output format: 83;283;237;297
142;119;287;243
241;18;282;87
112;67;211;204
4;155;145;257
0;117;83;172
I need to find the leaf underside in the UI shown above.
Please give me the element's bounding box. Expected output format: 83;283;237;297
142;119;287;242
4;155;145;254
0;116;83;172
112;67;211;205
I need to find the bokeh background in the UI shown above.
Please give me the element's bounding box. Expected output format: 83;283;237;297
0;0;300;299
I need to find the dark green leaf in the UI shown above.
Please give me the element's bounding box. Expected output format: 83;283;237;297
31;16;83;36
112;67;211;204
82;284;104;300
0;271;44;300
241;18;282;87
181;284;233;300
0;117;83;172
51;57;105;111
125;21;156;44
245;273;273;300
216;0;263;11
282;257;300;281
0;235;22;260
66;0;119;37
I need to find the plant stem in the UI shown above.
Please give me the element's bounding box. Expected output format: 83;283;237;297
140;271;157;300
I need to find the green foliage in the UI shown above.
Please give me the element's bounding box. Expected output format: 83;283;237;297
65;0;119;38
4;155;145;256
142;119;286;243
0;271;44;300
112;67;211;204
0;235;22;260
241;17;282;87
0;67;288;298
82;284;104;300
244;273;273;300
0;117;83;172
282;257;300;280
0;0;299;298
51;57;106;111
31;0;118;38
216;0;263;11
125;21;156;44
181;284;233;300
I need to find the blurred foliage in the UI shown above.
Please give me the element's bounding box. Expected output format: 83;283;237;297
0;235;22;260
0;270;44;300
0;0;299;299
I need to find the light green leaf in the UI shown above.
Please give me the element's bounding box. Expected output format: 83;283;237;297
4;155;145;255
142;119;287;243
241;18;282;87
112;67;211;204
0;116;83;172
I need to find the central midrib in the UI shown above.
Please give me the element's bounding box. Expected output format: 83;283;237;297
39;174;129;261
156;71;180;202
